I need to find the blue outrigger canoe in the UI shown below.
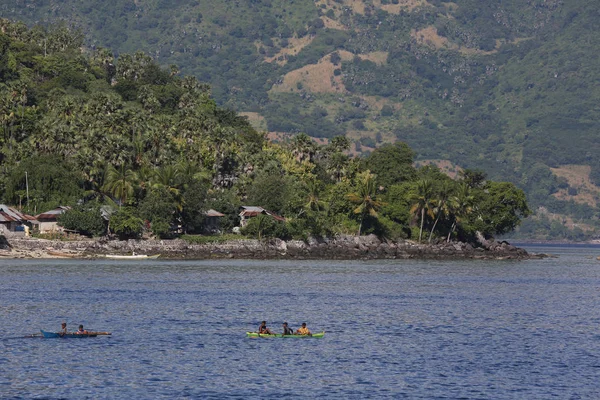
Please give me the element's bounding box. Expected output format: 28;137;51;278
40;330;111;338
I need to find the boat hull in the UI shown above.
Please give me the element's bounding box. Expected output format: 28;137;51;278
40;330;111;338
246;331;325;338
104;254;160;259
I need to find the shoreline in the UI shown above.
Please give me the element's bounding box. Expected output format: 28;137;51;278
0;235;550;260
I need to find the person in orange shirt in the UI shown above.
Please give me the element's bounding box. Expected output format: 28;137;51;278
295;322;311;336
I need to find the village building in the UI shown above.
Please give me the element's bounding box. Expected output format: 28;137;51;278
204;209;225;233
0;204;37;236
35;206;71;233
239;206;285;227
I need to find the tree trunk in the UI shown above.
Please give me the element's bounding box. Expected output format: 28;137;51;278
357;213;364;236
418;208;424;242
428;213;441;243
447;221;456;243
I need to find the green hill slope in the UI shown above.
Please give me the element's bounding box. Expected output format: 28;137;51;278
3;0;599;239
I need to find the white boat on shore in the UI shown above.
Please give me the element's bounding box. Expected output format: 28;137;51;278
104;254;160;260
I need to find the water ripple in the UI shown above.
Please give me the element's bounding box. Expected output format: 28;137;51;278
0;250;599;398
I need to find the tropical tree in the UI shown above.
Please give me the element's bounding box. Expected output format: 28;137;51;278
303;179;326;214
326;151;349;183
410;179;434;242
109;207;143;239
58;204;107;237
138;187;177;238
290;133;317;163
102;164;137;206
365;142;416;190
347;170;384;236
428;180;453;243
467;181;531;239
446;183;474;242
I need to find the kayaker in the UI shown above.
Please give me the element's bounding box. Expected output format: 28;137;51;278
282;322;294;335
258;321;273;334
295;323;311;336
75;325;88;334
59;322;67;336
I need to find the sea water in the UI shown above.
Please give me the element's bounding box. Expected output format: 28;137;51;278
0;245;599;398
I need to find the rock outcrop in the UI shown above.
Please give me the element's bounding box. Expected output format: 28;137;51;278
4;235;544;260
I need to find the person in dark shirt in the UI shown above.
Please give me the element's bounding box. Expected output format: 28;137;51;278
282;322;294;335
75;325;88;334
258;321;273;334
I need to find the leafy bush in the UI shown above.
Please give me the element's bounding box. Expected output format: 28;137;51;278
180;233;247;244
241;214;289;239
109;207;143;239
58;205;107;237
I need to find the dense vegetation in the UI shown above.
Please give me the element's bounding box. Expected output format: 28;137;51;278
0;20;530;242
3;0;597;240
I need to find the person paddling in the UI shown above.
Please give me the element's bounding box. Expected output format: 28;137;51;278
59;322;67;337
75;325;88;334
282;322;294;336
258;321;273;334
295;322;311;336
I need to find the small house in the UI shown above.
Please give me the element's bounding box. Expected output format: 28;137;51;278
35;206;72;233
0;204;37;235
239;206;285;227
204;209;225;233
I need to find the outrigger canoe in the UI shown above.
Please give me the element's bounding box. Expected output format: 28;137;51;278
104;254;160;259
246;331;325;338
40;330;111;338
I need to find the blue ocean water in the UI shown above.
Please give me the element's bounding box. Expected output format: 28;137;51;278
1;245;599;398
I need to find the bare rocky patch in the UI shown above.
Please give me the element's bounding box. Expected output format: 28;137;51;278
415;159;463;179
262;35;315;66
270;55;346;94
316;0;430;16
411;26;500;55
551;165;600;207
239;112;268;132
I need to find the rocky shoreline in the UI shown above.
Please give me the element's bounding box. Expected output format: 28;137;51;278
0;235;549;260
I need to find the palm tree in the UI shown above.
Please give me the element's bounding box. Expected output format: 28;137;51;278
151;165;184;211
290;133;317;163
82;163;116;205
347;171;384;236
428;181;453;243
304;179;326;213
446;183;474;242
327;151;349;183
102;164;136;207
410;179;434;243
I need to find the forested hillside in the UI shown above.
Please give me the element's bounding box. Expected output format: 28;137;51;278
2;0;599;239
0;20;531;242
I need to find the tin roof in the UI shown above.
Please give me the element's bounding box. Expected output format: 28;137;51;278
0;205;37;222
35;206;71;220
239;206;285;222
0;211;17;222
205;209;225;217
